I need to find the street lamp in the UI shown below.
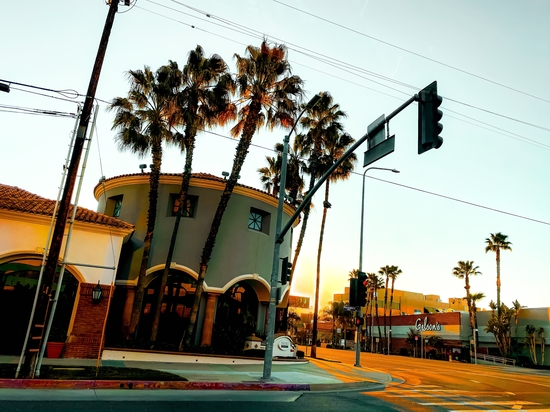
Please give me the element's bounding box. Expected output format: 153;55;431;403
356;166;399;367
262;93;322;381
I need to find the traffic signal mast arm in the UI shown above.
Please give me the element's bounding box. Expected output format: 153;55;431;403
276;81;443;245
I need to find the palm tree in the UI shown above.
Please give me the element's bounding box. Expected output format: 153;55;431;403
257;155;279;195
367;272;384;352
321;301;345;345
379;265;392;351
348;269;359;279
452;260;482;341
109;64;180;338
290;93;346;277
182;39;304;348
150;48;236;344
388;265;402;353
511;299;524;356
310;130;357;358
470;291;485;346
485;232;512;316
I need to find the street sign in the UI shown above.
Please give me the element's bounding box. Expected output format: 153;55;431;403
364;135;395;167
344;305;357;311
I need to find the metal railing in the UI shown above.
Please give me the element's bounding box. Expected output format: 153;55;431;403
475;353;516;366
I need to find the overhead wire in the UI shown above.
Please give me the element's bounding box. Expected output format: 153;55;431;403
273;0;550;105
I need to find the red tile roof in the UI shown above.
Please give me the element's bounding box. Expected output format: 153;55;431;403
0;184;134;230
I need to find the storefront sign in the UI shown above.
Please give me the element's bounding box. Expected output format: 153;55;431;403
415;317;442;332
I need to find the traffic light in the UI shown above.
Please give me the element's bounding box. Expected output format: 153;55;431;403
418;81;443;154
357;271;367;307
355;316;364;326
280;256;292;285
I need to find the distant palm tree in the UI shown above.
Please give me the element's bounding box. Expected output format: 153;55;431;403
348;269;359;279
511;299;524;356
452;260;482;340
379;265;392;350
469;292;485;346
485;232;512;316
388;265;402;352
321;301;345;345
182;39;304;348
257;155;279;195
109;64;180;338
367;272;385;351
310;130;356;358
150;48;236;344
290;93;346;279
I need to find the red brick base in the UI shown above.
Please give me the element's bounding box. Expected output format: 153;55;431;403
64;283;113;359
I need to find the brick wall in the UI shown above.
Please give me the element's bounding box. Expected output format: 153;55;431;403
64;283;114;359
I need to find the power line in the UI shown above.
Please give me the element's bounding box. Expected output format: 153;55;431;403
273;0;550;105
160;1;550;134
201;127;549;226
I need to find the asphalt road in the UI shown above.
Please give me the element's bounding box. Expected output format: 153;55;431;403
312;347;550;411
1;348;549;411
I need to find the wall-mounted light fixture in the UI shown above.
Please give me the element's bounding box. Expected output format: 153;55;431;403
222;171;229;179
92;281;103;304
139;164;147;173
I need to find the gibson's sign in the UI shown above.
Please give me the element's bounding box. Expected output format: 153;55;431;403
415;317;442;332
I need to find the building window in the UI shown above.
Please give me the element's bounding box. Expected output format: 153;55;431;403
106;195;123;217
170;194;198;218
248;208;270;234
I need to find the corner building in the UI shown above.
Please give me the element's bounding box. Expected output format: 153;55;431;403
94;172;295;347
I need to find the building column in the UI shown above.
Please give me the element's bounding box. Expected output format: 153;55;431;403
121;286;135;337
64;282;113;359
200;293;219;346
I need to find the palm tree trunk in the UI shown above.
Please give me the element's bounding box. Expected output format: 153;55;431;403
389;279;395;353
311;181;330;359
496;248;501;316
127;144;162;338
291;175;315;271
375;290;382;352
150;136;195;343
182;104;261;348
383;275;389;352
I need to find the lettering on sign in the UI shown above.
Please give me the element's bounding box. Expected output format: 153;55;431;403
415;317;442;332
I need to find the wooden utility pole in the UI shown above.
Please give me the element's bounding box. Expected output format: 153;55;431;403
21;0;120;378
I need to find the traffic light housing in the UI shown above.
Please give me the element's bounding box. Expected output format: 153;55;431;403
350;271;368;307
280;256;292;285
355;316;364;326
357;271;367;307
418;81;443;154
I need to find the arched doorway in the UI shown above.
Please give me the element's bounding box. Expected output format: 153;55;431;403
213;281;260;353
138;270;197;346
0;256;79;355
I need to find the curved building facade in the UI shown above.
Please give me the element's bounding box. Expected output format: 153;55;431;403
94;172;296;347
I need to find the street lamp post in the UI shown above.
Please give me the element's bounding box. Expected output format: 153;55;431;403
262;94;322;381
356;167;399;367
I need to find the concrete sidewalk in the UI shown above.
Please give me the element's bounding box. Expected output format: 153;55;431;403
0;351;391;392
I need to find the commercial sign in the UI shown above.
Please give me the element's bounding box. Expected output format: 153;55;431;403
415;317;442;332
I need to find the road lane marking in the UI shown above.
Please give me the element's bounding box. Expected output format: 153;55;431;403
450;410;550;412
470;379;481;383
420;401;539;406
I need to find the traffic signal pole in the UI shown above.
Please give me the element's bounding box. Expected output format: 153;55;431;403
19;0;120;378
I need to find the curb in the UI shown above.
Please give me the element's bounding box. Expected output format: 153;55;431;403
0;379;310;391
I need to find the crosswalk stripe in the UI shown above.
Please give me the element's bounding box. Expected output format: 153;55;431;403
420;401;539;406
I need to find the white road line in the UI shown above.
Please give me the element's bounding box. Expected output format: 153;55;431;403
449;410;550;412
470;379;481;383
420;401;539;406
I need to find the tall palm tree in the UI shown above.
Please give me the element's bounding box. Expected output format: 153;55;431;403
511;299;524;356
388;265;402;353
150;48;236;344
290;93;346;276
321;301;345;345
310;130;357;358
485;232;512;316
109;64;180;338
182;40;304;348
379;265;392;350
452;260;482;342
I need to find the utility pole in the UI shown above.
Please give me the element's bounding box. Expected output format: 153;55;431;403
21;0;120;378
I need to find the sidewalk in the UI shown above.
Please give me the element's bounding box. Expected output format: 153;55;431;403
0;350;391;392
